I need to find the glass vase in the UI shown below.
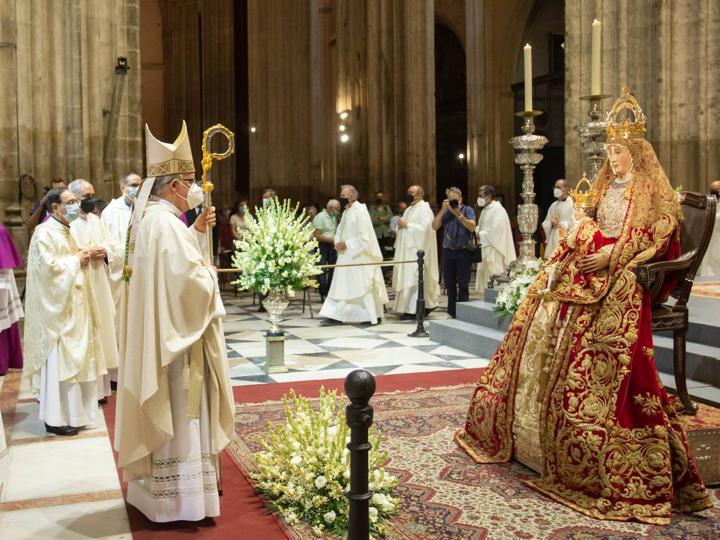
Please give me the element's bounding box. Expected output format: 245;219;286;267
263;290;290;335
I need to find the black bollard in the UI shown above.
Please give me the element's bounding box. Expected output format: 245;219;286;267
409;250;429;337
345;369;376;540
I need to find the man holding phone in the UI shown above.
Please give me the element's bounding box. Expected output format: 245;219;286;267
432;187;476;317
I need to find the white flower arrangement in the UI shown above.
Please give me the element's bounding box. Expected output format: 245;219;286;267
232;198;322;296
494;259;542;316
250;388;399;538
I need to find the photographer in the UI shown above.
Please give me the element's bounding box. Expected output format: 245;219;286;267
432;187;476;317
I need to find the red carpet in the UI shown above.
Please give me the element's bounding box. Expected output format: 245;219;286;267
104;367;484;539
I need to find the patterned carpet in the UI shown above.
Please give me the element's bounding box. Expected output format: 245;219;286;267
229;385;720;540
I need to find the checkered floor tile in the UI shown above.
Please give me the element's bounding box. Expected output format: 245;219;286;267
220;290;489;386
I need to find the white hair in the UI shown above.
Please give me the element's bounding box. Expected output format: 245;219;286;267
150;174;179;197
326;198;340;209
340;184;359;200
68;179;92;197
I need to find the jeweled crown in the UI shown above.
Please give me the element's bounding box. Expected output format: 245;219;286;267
570;172;599;209
606;85;647;143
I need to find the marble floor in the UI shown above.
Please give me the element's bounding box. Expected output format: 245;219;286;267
222;289;490;385
0;288;489;539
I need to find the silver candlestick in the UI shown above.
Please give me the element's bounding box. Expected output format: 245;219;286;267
576;94;611;181
510;110;548;265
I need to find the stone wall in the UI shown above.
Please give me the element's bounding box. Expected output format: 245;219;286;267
566;0;720;191
0;0;143;256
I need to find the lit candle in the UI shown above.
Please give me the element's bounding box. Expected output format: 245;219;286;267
591;19;601;95
524;44;532;112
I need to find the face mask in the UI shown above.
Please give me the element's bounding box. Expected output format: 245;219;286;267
126;186;138;200
80;198;96;214
375;198;384;204
477;197;486;207
403;192;414;204
339;197;350;208
262;197;271;207
64;203;80;223
553;188;563;199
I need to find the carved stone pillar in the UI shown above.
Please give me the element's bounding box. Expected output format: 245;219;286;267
336;0;435;203
0;0;142;258
565;0;720;191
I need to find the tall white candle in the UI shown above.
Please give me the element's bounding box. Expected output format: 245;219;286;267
591;19;601;95
524;44;532;112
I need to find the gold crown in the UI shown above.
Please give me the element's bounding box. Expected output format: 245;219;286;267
570;172;599;209
606;85;646;143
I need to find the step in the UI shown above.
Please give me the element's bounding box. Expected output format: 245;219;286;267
653;334;720;388
429;319;504;359
483;289;720;349
431;311;720;387
456;301;511;332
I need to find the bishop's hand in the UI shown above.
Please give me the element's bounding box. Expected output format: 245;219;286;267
194;206;216;233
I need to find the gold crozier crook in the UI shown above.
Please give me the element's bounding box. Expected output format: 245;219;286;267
200;124;235;263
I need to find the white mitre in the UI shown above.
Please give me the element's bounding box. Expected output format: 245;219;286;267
126;121;196;273
145;120;195;177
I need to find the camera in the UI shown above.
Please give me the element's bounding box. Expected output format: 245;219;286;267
449;199;459;209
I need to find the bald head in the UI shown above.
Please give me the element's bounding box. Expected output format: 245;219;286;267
710;180;720;196
408;185;424;204
68;179;95;200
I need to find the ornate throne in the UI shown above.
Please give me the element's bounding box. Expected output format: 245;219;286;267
635;191;717;415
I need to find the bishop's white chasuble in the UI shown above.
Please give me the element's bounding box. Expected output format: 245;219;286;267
115;201;235;522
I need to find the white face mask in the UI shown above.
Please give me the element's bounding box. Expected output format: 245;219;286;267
126;186;139;200
553;188;563;199
180;182;205;209
262;197;271;207
477;197;487;207
64;203;81;223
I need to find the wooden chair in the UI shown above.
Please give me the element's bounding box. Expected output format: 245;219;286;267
635;192;717;415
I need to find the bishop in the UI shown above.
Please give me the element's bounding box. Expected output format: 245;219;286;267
115;121;235;522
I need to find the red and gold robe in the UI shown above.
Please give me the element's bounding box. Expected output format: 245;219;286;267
456;176;712;524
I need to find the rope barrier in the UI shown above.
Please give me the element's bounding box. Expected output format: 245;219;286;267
215;259;417;273
216;250;429;340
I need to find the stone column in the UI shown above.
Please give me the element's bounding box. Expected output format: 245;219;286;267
0;0;24;251
335;0;435;203
465;0;534;216
565;0;720;191
0;0;143;258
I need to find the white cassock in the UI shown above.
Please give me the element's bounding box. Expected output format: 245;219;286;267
101;196;132;361
101;196;132;304
115;200;235;523
24;218;105;427
392;200;440;314
474;200;516;293
541;198;576;257
71;213;122;397
320;202;388;324
699;206;720;277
